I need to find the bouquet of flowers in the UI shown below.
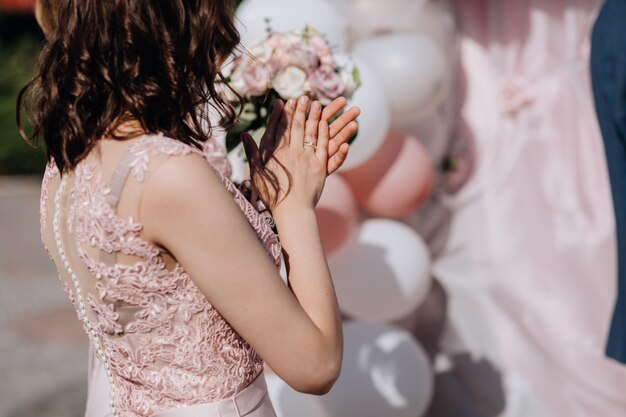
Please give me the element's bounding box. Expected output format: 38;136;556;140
221;27;361;152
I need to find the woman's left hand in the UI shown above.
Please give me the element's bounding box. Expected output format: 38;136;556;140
245;97;360;177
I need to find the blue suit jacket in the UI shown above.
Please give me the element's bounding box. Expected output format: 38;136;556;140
591;0;626;363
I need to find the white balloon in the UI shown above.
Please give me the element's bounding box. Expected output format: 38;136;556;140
266;323;434;417
412;0;457;54
334;0;428;42
328;323;434;417
395;108;451;167
236;0;349;51
329;219;432;322
353;33;450;124
337;56;391;172
266;374;331;417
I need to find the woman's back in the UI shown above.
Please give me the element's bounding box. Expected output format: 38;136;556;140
40;133;281;417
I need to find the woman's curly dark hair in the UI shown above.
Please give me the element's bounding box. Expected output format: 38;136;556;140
17;0;242;174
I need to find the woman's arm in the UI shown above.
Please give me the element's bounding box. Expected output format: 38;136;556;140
141;97;351;395
141;154;341;395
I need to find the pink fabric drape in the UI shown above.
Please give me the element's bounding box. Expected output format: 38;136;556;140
435;0;626;415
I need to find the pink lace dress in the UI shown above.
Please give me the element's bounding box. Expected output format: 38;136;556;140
40;134;281;417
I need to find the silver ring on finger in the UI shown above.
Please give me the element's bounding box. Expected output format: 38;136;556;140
303;141;317;150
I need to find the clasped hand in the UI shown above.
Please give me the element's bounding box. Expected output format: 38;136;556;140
241;95;360;216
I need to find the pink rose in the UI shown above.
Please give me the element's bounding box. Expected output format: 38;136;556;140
242;62;271;96
309;36;335;67
266;59;284;76
309;65;345;104
272;46;292;69
267;33;288;49
289;42;319;68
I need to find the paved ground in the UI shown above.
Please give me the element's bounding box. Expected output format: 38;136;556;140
0;176;88;417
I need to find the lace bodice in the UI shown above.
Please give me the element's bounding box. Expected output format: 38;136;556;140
40;134;282;417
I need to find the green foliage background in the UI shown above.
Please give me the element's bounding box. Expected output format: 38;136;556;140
0;12;46;175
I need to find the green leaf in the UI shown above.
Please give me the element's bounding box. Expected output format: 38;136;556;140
352;66;362;89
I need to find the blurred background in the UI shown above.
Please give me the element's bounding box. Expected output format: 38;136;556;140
2;0;626;417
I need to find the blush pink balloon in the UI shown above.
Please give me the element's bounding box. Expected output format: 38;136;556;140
343;130;435;218
315;175;359;254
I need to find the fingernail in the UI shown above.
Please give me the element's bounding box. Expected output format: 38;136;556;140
299;96;309;105
287;98;296;108
312;101;321;112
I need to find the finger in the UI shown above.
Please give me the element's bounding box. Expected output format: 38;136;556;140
328;121;358;157
241;132;262;172
304;100;322;149
276;98;296;149
316;119;330;162
321;96;348;121
329;106;360;138
289;95;309;148
328;143;350;175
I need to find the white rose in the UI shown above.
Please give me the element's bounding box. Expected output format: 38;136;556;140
340;66;358;98
284;32;302;46
273;66;310;99
248;41;274;63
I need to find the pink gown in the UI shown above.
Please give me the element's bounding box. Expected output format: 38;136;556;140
39;133;281;417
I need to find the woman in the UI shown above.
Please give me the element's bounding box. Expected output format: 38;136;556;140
20;1;360;416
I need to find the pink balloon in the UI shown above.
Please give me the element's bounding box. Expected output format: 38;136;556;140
315;175;359;254
343;130;435;218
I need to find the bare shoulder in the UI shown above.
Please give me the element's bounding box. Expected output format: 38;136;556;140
138;150;237;245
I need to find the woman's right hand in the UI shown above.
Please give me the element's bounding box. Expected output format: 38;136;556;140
241;96;332;216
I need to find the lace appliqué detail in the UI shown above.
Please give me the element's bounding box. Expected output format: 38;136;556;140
52;134;280;417
202;136;233;179
69;162;158;260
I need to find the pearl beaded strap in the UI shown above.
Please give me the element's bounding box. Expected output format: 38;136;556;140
53;175;118;416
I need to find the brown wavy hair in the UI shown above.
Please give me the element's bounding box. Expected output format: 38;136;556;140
17;0;241;174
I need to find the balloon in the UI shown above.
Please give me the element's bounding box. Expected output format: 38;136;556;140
333;0;427;42
352;34;450;124
337;56;391;172
266;323;434;417
236;0;348;51
0;0;34;12
315;175;359;255
342;129;435;218
329;219;432;322
226;142;248;184
395;109;450;168
327;323;434;417
266;374;330;417
411;0;457;54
